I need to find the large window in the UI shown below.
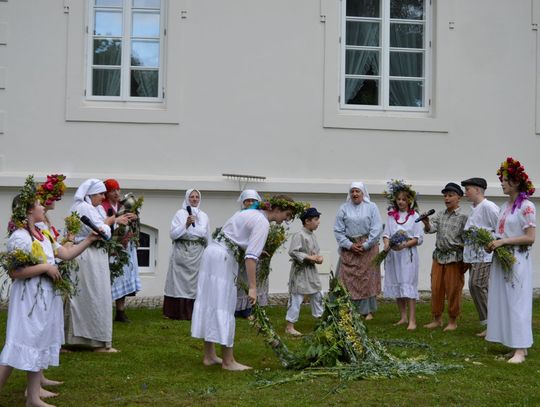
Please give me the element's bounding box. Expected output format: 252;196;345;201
87;0;164;100
341;0;430;111
136;225;157;274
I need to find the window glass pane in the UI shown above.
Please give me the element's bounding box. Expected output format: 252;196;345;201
390;23;423;48
345;78;379;105
346;0;380;18
346;50;379;75
132;12;160;37
133;0;161;8
136;249;150;267
94;11;122;36
389;80;423;106
93;39;122;65
389;51;423;77
92;69;121;96
131;70;159;97
390;0;424;20
139;232;150;247
346;21;379;46
131;41;159;66
96;0;122;6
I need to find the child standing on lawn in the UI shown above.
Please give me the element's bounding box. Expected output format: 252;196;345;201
285;208;324;336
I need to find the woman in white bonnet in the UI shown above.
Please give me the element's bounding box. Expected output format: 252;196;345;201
163;189;210;320
334;182;383;320
65;179;118;352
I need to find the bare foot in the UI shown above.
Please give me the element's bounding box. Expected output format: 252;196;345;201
25;388;58;399
443;322;458;331
94;347;119;353
407;322;417;331
476;329;487;337
59;348;72;353
424;320;442;329
203;356;223;366
505;349;527;359
393;319;407;326
285;328;303;336
41;378;63;387
508;352;526;364
222;361;252;371
364;313;374;321
25;398;56;407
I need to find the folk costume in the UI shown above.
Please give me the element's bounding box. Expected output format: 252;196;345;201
163;189;210;320
191;209;269;347
334;182;383;315
382;210;423;300
286;225;324;324
0;228;63;372
486;200;536;348
65;179;113;348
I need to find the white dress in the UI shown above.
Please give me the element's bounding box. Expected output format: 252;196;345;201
486;200;536;348
382;211;423;300
191;210;269;347
0;228;63;372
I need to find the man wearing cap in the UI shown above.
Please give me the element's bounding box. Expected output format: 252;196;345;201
461;177;499;337
421;182;468;331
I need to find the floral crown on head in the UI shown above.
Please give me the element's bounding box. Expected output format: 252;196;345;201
10;175;37;230
383;179;419;211
497;157;535;196
258;195;311;219
37;174;67;206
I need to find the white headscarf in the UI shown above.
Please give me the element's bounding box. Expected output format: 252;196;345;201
182;189;201;215
237;189;261;204
347;181;370;203
72;179;106;206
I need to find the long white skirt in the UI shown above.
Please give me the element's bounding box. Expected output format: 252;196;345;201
0;277;63;372
191;242;238;347
486;250;533;349
383;247;420;300
66;247;112;344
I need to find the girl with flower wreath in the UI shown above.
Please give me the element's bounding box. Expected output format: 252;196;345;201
191;195;297;371
0;176;99;407
485;157;536;364
381;180;423;331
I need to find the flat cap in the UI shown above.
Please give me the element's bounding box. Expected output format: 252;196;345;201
441;182;464;196
461;177;487;189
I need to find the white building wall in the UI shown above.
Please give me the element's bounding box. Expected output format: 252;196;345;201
0;0;538;296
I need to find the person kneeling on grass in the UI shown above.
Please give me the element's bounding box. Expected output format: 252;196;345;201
285;207;324;336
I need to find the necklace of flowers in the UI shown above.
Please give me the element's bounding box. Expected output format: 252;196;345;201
32;227;45;242
388;209;415;225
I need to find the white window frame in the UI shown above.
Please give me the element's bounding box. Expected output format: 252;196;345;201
65;0;185;124
322;0;447;132
340;0;431;112
136;224;157;274
86;0;164;102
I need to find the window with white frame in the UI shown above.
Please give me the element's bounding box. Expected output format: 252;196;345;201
341;0;431;111
88;0;164;100
136;225;157;273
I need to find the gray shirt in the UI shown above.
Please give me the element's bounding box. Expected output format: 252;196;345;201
426;207;468;264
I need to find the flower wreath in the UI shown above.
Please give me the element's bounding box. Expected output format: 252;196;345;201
37;174;66;206
257;196;310;220
10;175;37;231
383;179;419;213
497;157;535;197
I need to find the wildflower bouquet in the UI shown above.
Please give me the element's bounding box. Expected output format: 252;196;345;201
464;226;516;276
372;230;410;266
116;193;144;247
258;224;287;284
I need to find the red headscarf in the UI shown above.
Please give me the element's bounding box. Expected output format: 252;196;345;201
104;178;120;192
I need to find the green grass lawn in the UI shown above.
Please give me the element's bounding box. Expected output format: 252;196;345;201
0;299;538;406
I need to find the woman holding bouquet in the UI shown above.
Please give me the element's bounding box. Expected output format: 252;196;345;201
486;158;536;364
334;182;383;319
163;189;210;320
0;176;98;407
381;180;423;330
99;179;141;323
191;195;296;371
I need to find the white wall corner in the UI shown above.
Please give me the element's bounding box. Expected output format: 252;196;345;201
0;23;7;45
0;66;6;89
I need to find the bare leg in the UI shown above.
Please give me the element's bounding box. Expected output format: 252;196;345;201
202;341;222;366
26;371;55;407
443;317;458;331
424;316;442;329
221;346;251;371
394;298;407;325
407;299;417;331
285;322;302;336
0;365;14;392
